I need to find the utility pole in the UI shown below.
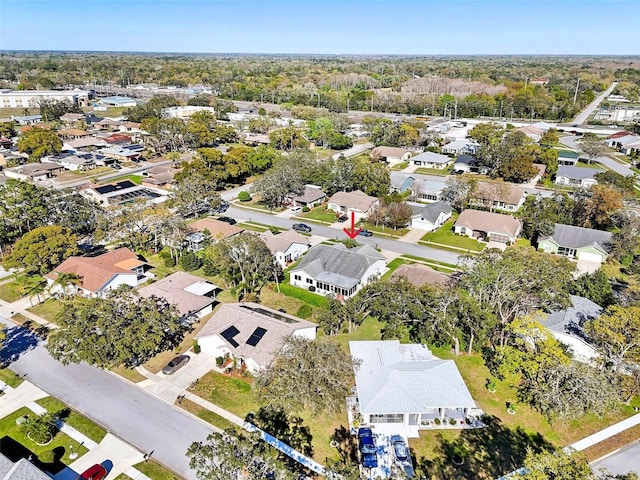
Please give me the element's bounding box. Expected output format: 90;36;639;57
573;78;581;106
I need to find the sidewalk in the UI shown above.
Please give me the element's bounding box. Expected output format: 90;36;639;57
569;414;640;452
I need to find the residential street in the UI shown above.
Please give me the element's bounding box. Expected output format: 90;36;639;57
572;81;618;125
591;441;640;476
560;135;634;177
0;313;211;480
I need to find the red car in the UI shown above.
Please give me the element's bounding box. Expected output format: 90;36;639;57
77;464;107;480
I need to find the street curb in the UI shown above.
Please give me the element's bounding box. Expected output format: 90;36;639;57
590;438;640;465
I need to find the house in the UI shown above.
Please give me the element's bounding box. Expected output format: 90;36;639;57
3;162;64;182
188;217;245;245
1;89;91;108
454;209;522;244
471;181;528;213
58;128;90;139
63;137;106;152
195;302;317;375
141;165;179;189
371;146;413;166
100;144;144;162
555;165;603;188
98;95;137;107
259;229;310;268
45;247;147;297
327;190;379;222
288;185;326;208
537;223;612;272
540;295;602;364
441;139;478;156
556;149;580;166
605;132;638;149
517;124;544;142
349;340;480;438
94;118;123;131
410;201;453;232
138;271;218;321
410;179;447;202
289;244;386;300
83;180;169;206
243;133;271;146
530;78;549;85
59;112;86;125
391;263;449;287
163;105;216;119
0;452;51;480
44;153;96;172
410;151;453;170
0;137;12;149
390;173;415;193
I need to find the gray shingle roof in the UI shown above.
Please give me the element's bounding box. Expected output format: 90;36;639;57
412;201;453;223
542;223;612;251
541;295;602;338
0;454;51;480
350;341;476;413
556;165;603;180
290;244;385;289
412;151;452;165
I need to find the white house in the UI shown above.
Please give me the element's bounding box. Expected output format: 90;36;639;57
410;151;453;169
410;201;453;232
259;229;310;268
350;340;480;438
540;295;602;364
137;271;218;321
3;162;65;182
555;165;603;188
327;190;379;222
45;248;147;297
162;105;216;119
441;139;478;155
195;302;317;375
289;244;386;300
410;179;447;203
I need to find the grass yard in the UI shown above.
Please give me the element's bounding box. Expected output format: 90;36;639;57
400;254;458;271
111;365;148;383
414;165;453;176
357;221;408;237
27;299;64;323
133;459;182;480
421;217;484;252
258;287;322;319
576;161;605;169
302;206;337;224
329;317;384;353
0;407;89;475
35;397;107;444
177;397;238;432
101;174;143;185
0;368;23;388
391;161;409;171
144;253;180;280
380;258;408;280
0;281;23;303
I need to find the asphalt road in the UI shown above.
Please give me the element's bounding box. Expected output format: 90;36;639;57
591;440;640;476
560;135;634;177
0;315;212;480
573;82;618;125
226;205;461;265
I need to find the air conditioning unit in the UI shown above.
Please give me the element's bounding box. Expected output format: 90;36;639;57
308;286;316;292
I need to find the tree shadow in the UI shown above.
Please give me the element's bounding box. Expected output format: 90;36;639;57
0;323;42;367
0;435;68;475
413;415;555;479
330;425;359;465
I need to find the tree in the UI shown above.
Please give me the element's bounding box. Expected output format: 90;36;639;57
514;448;595;480
441;176;477;212
49;272;82;301
125;95;180;122
0;120;17;138
46;289;184;368
269;126;309;151
609;211;640;262
21;412;58;444
520;193;575;240
186;430;294;480
253;158;305;209
2;225;78;275
172;172;222;218
180;251;202;271
203;232;281;300
584;305;640;371
573;184;623;229
16;127;62;161
245;405;313;457
254;337;360;414
579;134;607;164
38;98;81;121
570;270;616;308
540;128;560;146
384;201;413;230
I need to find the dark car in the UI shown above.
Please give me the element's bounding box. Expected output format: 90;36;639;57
358;427;378;469
292;223;312;233
391;435;414;477
110;163;122;170
77;464;107;480
162;355;190;375
338;214;349;222
212;201;229;213
358;229;373;237
217;216;237;225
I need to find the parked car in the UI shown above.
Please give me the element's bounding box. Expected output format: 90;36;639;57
77;464;107;480
290;205;303;214
391;435;415;477
358;229;373;237
217;216;237;225
212;201;230;213
292;223;312;233
358;427;378;468
110;163;122;170
338;214;349;222
162;355;190;375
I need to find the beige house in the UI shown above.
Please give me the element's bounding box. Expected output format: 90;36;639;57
471;181;528;213
371;146;413;166
327;190;379;221
454;209;522;244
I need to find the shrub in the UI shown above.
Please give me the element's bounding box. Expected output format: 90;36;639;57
216;356;224;367
296;304;313;319
238;190;251;202
449;417;457;425
434;418;441;425
180;251;202;271
302;206;310;212
163;256;176;267
193;339;201;354
38;449;56;464
21;412;57;444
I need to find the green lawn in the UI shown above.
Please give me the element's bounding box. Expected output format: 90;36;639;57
0;281;23;303
358;221;408;237
576;161;605;169
27;299;64;323
101;174;143;185
177;397;238;432
380;258;408;280
391;161;409;171
421;217;484;252
0;368;23;388
133;459;182;480
330;316;384;353
35;397;107;444
414;164;453;176
302;206;337;223
0;407;89;475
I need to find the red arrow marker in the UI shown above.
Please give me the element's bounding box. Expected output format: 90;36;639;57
343;211;362;239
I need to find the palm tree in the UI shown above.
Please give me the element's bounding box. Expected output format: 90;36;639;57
50;272;82;301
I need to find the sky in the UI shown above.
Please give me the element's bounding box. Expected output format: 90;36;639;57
1;0;639;55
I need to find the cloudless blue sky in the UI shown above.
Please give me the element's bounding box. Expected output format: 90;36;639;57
1;0;639;55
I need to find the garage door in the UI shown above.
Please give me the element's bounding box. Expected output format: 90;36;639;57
577;251;603;263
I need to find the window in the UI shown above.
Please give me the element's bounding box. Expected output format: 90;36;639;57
369;413;404;423
557;246;577;258
306;278;314;285
293;275;301;281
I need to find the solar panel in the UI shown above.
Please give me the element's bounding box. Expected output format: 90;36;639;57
220;326;240;348
246;327;267;347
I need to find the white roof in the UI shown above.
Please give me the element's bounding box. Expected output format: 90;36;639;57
184;280;217;296
412;151;452;164
350;340;476;414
